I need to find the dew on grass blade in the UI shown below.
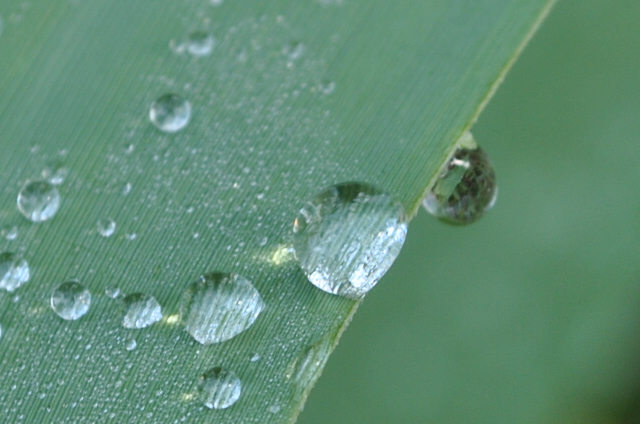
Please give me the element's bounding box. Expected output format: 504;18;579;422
51;282;91;321
122;293;163;329
0;252;30;292
96;218;116;237
198;367;242;410
17;180;61;222
422;132;498;225
181;273;264;345
292;182;408;299
149;94;191;133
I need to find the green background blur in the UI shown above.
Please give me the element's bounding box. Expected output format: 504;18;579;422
300;0;640;423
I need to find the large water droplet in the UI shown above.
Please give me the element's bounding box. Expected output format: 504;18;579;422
197;367;242;410
149;94;191;133
422;132;498;225
185;31;216;56
50;282;92;321
180;273;265;345
0;252;30;292
97;218;116;237
17;180;61;222
122;293;163;329
292;182;408;299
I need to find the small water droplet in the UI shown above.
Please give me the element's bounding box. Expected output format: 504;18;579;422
1;225;18;241
422;132;497;225
287;337;332;388
0;252;30;292
318;80;336;95
105;287;121;299
181;273;265;345
125;233;137;241
197;367;242;410
292;182;408;299
258;237;268;247
125;337;137;351
250;353;260;362
51;281;91;320
210;0;224;5
122;293;163;329
17;180;61;222
0;323;3;340
149;94;191;133
122;182;133;196
97;218;116;237
282;41;304;61
268;404;281;414
185;31;216;56
42;165;69;186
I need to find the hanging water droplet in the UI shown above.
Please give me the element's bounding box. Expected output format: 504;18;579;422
149;94;191;133
17;180;61;222
125;337;137;351
180;272;265;345
0;252;30;292
292;182;408;299
185;31;216;56
1;225;18;241
422;132;498;225
96;218;116;237
197;367;242;410
122;293;163;329
50;281;92;321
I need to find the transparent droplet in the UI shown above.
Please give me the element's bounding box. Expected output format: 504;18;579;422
185;31;216;56
181;273;265;345
50;282;92;321
149;94;191;133
292;182;408;299
125;233;137;241
423;132;498;225
0;252;30;292
268;404;281;414
250;353;260;362
125;337;137;351
41;163;69;186
105;287;121;299
96;218;116;237
122;293;163;329
282;41;305;61
318;80;336;95
197;367;242;410
17;180;61;222
1;225;18;241
122;182;132;196
210;0;224;5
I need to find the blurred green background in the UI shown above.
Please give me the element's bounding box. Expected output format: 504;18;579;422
300;0;640;423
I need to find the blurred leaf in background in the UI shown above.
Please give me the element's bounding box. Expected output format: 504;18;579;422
300;0;640;423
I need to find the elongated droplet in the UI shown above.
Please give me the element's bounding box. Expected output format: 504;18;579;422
149;94;191;133
198;367;242;410
51;282;91;321
292;182;408;299
181;273;264;345
97;218;116;237
186;31;215;56
122;293;163;329
287;336;331;390
0;252;30;292
422;132;497;225
17;180;61;222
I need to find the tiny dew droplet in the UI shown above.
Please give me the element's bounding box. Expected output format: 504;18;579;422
250;353;260;362
125;337;137;351
292;182;408;299
268;404;281;414
1;225;18;241
185;31;216;56
122;293;163;329
181;272;265;345
50;282;91;321
97;218;116;237
41;163;69;186
149;94;191;133
422;132;498;225
105;287;121;299
286;336;331;389
317;80;336;95
197;367;242;410
17;180;61;223
0;252;30;292
282;41;304;61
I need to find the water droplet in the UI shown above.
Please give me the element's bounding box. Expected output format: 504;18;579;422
122;293;163;329
17;180;61;222
287;337;332;388
122;182;132;196
97;218;116;237
250;353;260;362
181;273;265;345
125;233;137;241
185;31;216;56
317;80;336;95
258;237;268;247
292;182;408;299
0;323;3;340
1;225;18;241
422;132;497;225
268;404;281;414
0;252;30;292
51;281;92;320
210;0;224;5
282;42;305;61
42;164;69;185
125;337;137;351
197;367;242;410
149;94;191;133
105;287;121;299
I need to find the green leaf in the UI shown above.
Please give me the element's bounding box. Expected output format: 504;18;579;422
0;0;554;422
